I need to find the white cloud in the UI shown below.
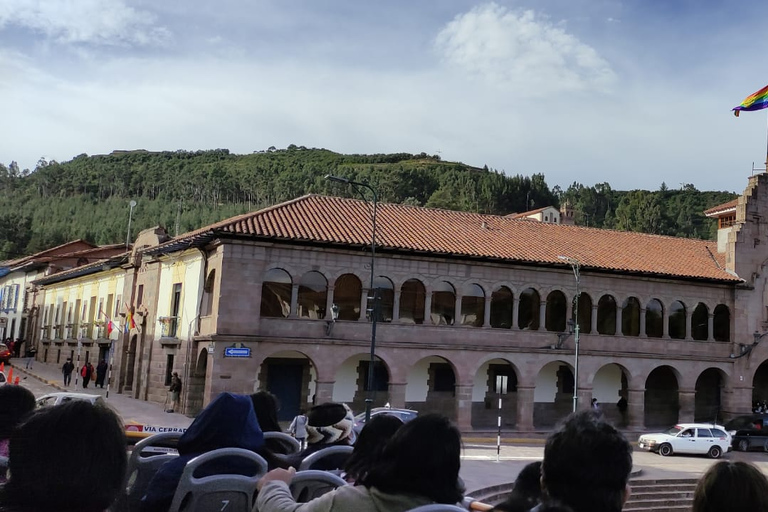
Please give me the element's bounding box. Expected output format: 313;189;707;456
434;2;615;95
0;0;170;46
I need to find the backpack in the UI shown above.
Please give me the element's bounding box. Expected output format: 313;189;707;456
81;365;87;377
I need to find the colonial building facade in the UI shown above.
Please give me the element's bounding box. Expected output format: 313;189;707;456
24;173;768;433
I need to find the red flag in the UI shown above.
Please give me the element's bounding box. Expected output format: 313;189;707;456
107;320;114;336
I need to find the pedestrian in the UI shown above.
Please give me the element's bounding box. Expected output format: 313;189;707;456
81;362;92;389
591;398;600;410
166;372;181;413
617;396;628;426
288;409;308;450
95;359;108;388
62;358;74;387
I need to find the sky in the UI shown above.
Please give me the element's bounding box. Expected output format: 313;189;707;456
1;0;767;193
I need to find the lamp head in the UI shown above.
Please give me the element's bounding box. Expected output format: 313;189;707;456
325;174;350;184
331;303;340;321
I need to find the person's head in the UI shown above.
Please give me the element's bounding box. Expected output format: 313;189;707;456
306;402;356;446
0;385;35;439
178;392;264;454
1;400;127;512
492;461;543;512
692;461;768;512
362;413;463;504
345;413;403;481
541;409;632;512
172;372;179;378
249;390;282;432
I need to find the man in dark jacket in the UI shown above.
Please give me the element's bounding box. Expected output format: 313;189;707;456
61;359;74;387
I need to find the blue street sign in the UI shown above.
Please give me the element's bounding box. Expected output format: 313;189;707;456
224;347;251;358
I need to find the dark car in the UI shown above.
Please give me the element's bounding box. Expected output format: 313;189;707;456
726;414;768;451
353;407;418;435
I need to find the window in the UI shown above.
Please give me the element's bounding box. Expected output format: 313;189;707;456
431;281;455;326
490;287;513;329
713;304;730;342
668;300;686;339
169;283;182;337
646;299;664;338
260;269;292;318
137;285;144;307
201;270;216;317
165;354;175;386
545;290;567;332
518;288;540;330
460;283;485;327
115;295;122;317
597;295;617;335
431;364;455;392
399;279;426;324
333;274;362;321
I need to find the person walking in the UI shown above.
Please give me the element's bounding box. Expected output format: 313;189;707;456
62;359;74;387
81;362;93;389
95;359;108;388
166;372;181;413
288;409;308;450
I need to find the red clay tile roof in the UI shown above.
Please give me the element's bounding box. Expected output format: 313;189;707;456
704;199;738;217
150;195;739;283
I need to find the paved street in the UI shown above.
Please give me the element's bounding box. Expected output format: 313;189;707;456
9;359;768;497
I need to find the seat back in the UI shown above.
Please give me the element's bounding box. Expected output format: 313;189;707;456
168;447;268;512
298;445;354;471
406;505;468;512
263;431;301;454
0;455;8;481
111;432;181;512
289;470;347;502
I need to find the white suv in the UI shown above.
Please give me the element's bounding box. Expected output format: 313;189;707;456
638;423;731;458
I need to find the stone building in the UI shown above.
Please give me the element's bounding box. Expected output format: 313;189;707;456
26;173;768;433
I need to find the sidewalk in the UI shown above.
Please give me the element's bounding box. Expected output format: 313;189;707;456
10;359;192;430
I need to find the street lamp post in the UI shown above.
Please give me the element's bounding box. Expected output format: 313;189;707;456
326;175;379;422
126;200;137;248
558;255;581;412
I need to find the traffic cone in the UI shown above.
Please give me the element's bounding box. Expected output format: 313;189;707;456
0;362;4;373
7;367;13;383
14;377;19;385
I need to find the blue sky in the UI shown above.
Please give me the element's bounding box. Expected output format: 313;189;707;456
1;0;766;192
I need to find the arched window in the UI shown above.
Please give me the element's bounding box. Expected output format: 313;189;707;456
545;290;567;332
461;283;485;327
713;304;730;342
518;288;540;330
201;270;216;317
373;276;394;323
691;303;709;341
431;281;456;326
622;297;640;336
400;279;426;324
334;274;362;321
646;299;664;338
490;287;513;328
260;268;292;318
668;300;686;339
298;271;328;319
576;293;592;334
597;295;616;335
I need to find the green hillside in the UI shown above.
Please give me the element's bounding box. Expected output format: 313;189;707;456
0;146;736;261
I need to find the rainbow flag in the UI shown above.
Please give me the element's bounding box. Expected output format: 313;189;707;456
733;84;768;117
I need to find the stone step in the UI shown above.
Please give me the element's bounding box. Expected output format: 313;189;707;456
630;484;697;493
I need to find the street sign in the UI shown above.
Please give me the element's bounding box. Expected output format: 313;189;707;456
224;347;251;358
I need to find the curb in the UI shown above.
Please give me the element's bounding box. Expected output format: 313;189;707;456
10;363;67;392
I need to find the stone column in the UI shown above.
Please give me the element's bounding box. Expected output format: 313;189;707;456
455;383;473;432
290;284;299;318
483;296;492;328
591;304;598;334
325;285;335;319
616;305;623;336
392;288;401;322
539;300;547;330
678;388;696;423
512;296;520;330
662;309;669;338
708;313;714;341
685;309;692;340
424;290;432;325
314;381;335;404
360;289;369;322
454;296;462;327
388;382;407;408
516;386;535;431
628;388;645;430
639;308;647;338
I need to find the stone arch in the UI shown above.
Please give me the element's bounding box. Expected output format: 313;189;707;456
691;303;709;341
258;349;319;421
471;357;520;428
645;298;664;338
460;283;485;327
668;300;686;340
576;292;592;334
713;304;730;342
490;286;514;329
621;297;640;336
597;294;617;335
593;363;630;427
644;365;680;428
405;355;458;421
333;273;362;321
518;288;541;330
332;353;391;411
695;368;726;423
430;281;456;326
297;270;328;319
373;276;395;322
545;290;567;332
399;278;426;325
752;359;768;409
261;268;292;318
534;360;574;428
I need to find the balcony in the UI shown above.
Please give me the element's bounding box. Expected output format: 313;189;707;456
158;316;179;338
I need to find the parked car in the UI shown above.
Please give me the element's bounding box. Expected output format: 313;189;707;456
353;407;418;435
637;423;731;458
0;343;11;364
0;371;5;385
36;392;104;408
725;414;768;451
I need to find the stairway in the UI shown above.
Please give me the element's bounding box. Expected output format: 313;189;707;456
624;478;697;512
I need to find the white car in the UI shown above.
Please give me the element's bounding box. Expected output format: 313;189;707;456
36;392;104;408
638;423;731;458
0;371;5;385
